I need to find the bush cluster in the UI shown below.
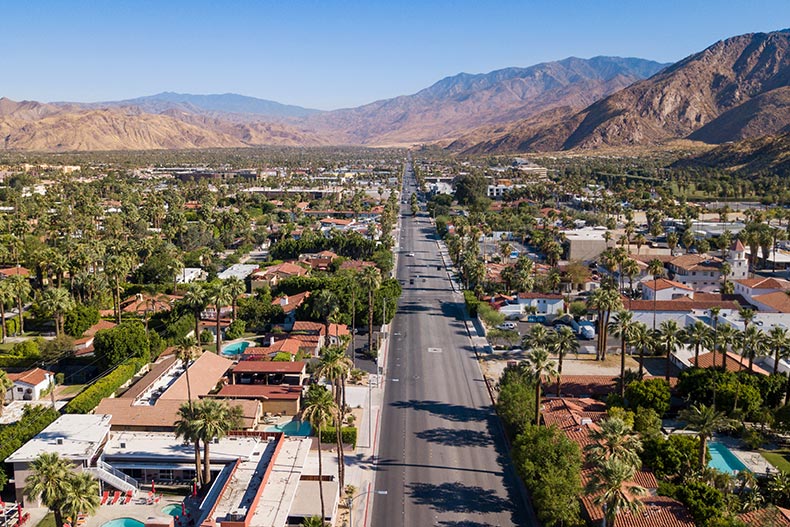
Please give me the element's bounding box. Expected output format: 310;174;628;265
317;426;357;447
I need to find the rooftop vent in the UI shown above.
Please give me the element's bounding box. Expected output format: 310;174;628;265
56;437;64;445
580;418;593;426
120;442;126;449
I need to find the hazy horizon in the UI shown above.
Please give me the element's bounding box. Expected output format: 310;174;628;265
1;1;789;110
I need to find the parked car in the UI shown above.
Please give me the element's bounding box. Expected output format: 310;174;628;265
497;322;518;331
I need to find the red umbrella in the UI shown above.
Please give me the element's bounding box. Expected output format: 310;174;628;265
151;480;155;493
192;482;197;497
17;503;22;523
181;503;186;516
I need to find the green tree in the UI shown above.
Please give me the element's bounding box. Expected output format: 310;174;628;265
624;378;670;416
658;319;683;382
550;326;578;397
35;287;75;337
193;399;243;484
24;453;99;527
609;310;639;399
647;259;665;331
631;322;653;379
313;289;340;341
93;321;150;369
684;320;713;368
303;385;338;524
585;417;643;470
359;266;381;358
0;280;14;342
586;457;646;527
63;304;99;338
61;472;100;522
8;274;31;334
175;401;203;486
588;286;622;361
182;283;208;342
316;346;353;489
225;276;245;321
208;281;233;354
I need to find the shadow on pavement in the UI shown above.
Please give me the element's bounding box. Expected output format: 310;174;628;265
390;399;490;422
415;426;494;447
438;522;498;527
406;482;511;514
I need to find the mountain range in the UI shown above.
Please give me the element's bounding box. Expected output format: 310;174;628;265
2;28;790;152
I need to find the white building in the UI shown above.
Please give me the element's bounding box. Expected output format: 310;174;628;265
6;368;54;402
641;278;694;301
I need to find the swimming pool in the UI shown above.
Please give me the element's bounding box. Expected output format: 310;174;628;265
708;441;749;474
264;420;312;436
222;341;250;356
161;504;181;517
101;519;144;527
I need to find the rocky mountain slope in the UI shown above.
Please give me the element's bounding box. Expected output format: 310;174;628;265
676;132;790;176
458;29;790;153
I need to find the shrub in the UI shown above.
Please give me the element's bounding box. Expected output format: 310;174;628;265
64;305;100;337
318;426;357;447
463;290;479;316
10;339;40;358
225;319;246;340
64;358;146;414
200;329;214;343
624;378;670;416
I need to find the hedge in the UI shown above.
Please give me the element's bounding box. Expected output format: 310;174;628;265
64;357;147;414
463;290;480;316
0;356;38;369
317;426;357;447
0;406;59;490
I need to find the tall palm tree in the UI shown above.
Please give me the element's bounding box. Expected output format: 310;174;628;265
588;286;622;361
658;320;683;382
679;403;736;469
550;326;578;397
208;281;233;354
0;279;14;342
104;254;130;324
630;322;652;379
193;399;243;484
8;274;31;334
358;266;382;358
175;402;203;486
609;310;638;399
525;346;557;425
61;472;100;522
738;325;765;373
768;326;790;375
683;320;713;368
0;371;11;416
521;324;552;350
647;259;665;331
177;338;201;408
316;346;353;489
586;458;647;527
182;283;208;342
225;276;245;321
313;289;340;343
585;417;643;469
36;287;75;337
24;452;72;527
709;306;721;368
717;324;739;371
303;385;338;525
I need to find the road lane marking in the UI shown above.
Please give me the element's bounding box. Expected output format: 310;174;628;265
427;348;443;353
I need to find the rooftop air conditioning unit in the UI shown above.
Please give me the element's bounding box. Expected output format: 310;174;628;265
580;418;593;426
56;438;64;445
266;436;275;443
120;442;126;449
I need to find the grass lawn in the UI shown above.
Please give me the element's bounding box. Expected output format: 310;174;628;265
59;384;86;396
760;449;790;472
37;513;55;527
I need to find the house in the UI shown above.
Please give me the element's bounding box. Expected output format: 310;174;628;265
641;278;695;301
299;250;338;272
272;291;310;328
516;293;564;316
217;263;259;281
562;228;611;262
6;368;54;401
176;267;207;284
664;242;748;292
734;277;790;304
0;266;31;278
339;260;376;272
243;338;304;359
251;261;309;290
625;298;740;327
214;384;303;415
229;360;308;386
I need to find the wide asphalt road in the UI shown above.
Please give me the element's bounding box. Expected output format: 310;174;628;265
371;164;533;527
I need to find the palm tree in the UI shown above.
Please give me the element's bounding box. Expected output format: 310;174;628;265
8;274;31;334
658;320;683;382
0;279;14;342
609;310;638;399
679;403;736;469
709;306;721;367
683;320;713;368
24;452;72;527
104;254;129;324
302;385;338;525
301;517;325;527
316;346;353;489
588;286;622;361
586;457;646;527
208;281;233;354
621;258;640;303
717;324;738;371
193;399;243;484
630;322;652;379
225;276;245;321
0;370;11;416
177;338;201;408
768;326;790;375
36;287;75;337
550;326;578;397
647;259;665;332
525;346;557;425
585;417;643;469
521;324;552;350
182;283;208;342
313;289;340;343
175;402;203;486
61;472;100;522
738;325;765;373
358;266;382;358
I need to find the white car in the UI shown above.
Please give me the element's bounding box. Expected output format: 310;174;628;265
497;322;518;331
406;252;415;257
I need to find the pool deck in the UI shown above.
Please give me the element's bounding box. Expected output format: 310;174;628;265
715;435;773;475
81;494;184;527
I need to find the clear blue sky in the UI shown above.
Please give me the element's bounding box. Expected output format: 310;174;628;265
1;0;788;110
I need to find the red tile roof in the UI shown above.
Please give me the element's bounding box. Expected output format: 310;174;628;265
83;319;117;337
626;298;740;311
694;351;770;375
8;368;53;386
231;361;306;374
642;278;693;292
735;277;790;290
271;291;310;314
244;339;303;356
739;506;790;527
580;494;694;527
752;291;790;313
0;266;30;277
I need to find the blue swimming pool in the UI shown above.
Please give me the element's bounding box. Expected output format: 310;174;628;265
222;341;250;356
101;519;144;527
708;441;749;474
265;420;312;436
162;504;181;517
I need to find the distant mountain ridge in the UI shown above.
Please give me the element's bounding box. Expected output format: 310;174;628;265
456;28;790;153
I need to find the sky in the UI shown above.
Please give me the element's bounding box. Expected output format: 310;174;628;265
1;0;789;110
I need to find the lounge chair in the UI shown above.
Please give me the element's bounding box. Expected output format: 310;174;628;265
111;491;121;505
101;491;109;505
123;491;133;505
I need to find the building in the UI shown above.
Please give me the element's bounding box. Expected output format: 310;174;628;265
563;228;611;262
516;293;564;316
6;368;54;401
176;267;207;284
214;384;303;415
251;262;309;290
217;263;259;282
641;278;695;301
